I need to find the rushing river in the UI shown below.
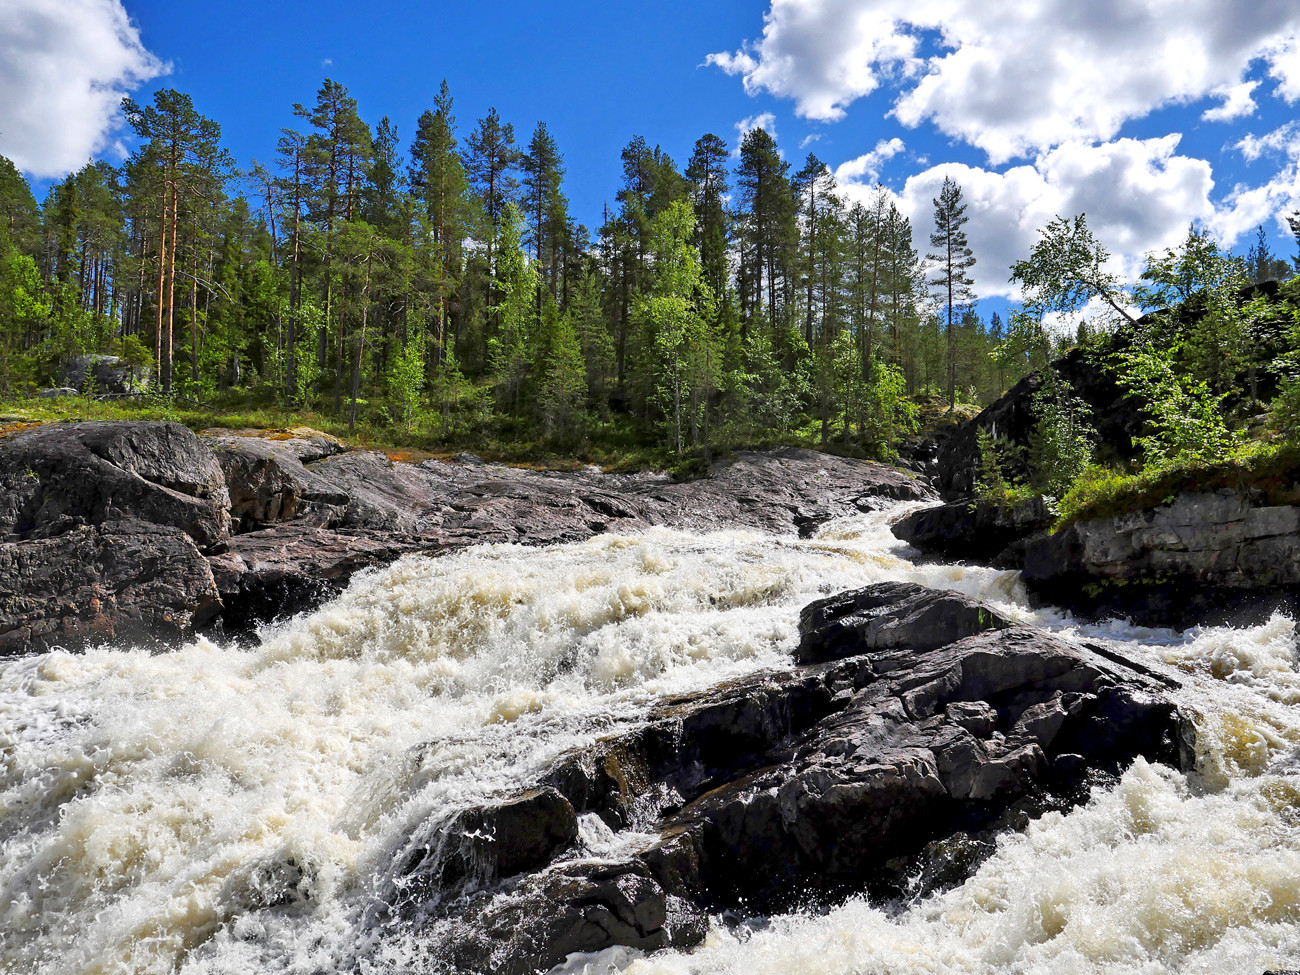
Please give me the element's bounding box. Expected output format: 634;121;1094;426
2;504;1298;974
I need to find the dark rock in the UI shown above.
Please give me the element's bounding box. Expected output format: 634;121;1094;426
934;282;1293;501
0;423;934;651
390;788;579;911
393;586;1193;972
935;344;1146;499
646;624;1192;912
0;519;220;653
892;496;1054;565
795;581;1012;663
205;435;350;533
59;354;149;394
0;421;230;548
430;860;706;975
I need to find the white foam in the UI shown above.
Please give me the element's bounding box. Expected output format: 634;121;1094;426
0;505;1295;973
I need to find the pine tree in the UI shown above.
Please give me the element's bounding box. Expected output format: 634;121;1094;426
122;89;232;393
685;134;730;299
927;175;976;409
793;153;836;350
520;122;568;302
273;126;309;398
463;107;519;282
736;128;796;340
408;81;470;355
294;78;372;409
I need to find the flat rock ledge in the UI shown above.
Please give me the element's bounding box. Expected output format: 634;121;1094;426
0;421;933;654
344;582;1193;974
1022;487;1300;628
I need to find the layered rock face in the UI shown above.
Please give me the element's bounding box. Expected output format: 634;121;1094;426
1022;487;1300;627
0;423;933;653
377;582;1192;973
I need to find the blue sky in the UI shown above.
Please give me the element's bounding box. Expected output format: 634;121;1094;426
2;0;1298;310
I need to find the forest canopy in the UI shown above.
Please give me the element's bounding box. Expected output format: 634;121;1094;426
1;80;1297;466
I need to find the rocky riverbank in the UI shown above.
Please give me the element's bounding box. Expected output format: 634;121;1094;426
0;421;1208;973
0;421;932;654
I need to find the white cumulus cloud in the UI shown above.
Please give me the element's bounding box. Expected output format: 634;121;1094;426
1236;121;1300;163
710;0;1300;162
834;137;905;185
733;112;779;154
1202;80;1260;123
836;136;1219;299
0;0;167;178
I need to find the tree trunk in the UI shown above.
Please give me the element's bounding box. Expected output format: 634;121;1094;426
349;242;375;432
154;188;167;387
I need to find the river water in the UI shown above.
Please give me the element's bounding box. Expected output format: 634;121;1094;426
1;504;1298;974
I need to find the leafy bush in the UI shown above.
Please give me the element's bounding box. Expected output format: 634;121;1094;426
1027;374;1095;502
1110;340;1239;466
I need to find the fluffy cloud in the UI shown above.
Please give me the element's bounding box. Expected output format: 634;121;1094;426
1235;121;1300;163
733;112;779;153
0;0;167;178
711;0;1300;162
1267;34;1300;102
1202;81;1259;123
837;136;1218;299
1208;158;1300;243
834;137;905;185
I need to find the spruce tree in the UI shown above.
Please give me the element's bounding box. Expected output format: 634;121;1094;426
927;175;976;408
536;298;586;442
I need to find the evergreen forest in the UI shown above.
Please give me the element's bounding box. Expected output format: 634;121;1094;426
1;80;1298;471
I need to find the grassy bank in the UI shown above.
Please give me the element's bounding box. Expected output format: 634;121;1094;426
1054;440;1300;529
0;391;955;477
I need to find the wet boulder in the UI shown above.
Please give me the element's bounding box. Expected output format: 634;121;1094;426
392;585;1194;971
430;860;707;975
391;788;580;904
646;624;1193;911
796;580;1013;663
892;496;1054;565
207;524;433;630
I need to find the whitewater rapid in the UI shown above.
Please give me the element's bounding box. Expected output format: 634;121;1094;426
1;504;1297;974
